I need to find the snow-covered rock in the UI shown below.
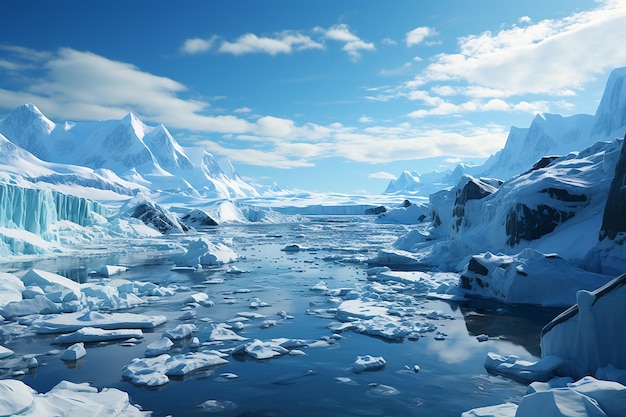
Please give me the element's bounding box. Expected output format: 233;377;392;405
375;200;430;224
459;249;611;307
353;355;386;373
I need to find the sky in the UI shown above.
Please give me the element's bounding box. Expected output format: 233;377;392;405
1;0;626;194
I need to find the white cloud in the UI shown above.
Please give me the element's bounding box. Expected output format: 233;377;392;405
218;31;322;56
254;116;295;137
382;38;397;46
518;16;532;24
180;36;217;54
316;24;375;61
358;115;373;123
0;48;253;133
368;171;397;180
411;0;626;95
406;26;438;47
234;106;252;113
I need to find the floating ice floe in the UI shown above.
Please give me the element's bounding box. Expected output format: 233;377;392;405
0;379;151;416
122;351;229;387
0;344;14;359
173;236;237;268
353;355;386;373
30;310;167;334
145;337;174;357
484;352;566;383
60;342;86;361
232;339;289;360
54;327;144;344
164;324;196;340
97;265;128;277
463;376;626;417
184;292;214;306
0;272;25;307
210;323;247;342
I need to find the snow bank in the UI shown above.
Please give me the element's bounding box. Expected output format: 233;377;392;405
459;249;612;307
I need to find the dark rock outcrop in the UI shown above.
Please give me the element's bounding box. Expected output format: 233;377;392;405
180;209;218;227
599;135;626;241
364;206;387;215
451;177;501;233
505;203;575;246
131;202;188;234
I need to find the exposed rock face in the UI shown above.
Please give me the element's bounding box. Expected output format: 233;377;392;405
505;177;589;247
180;209;218;227
525;156;560;174
364;206;386;215
599;136;626;241
451;176;501;233
131;203;188;234
505;203;576;246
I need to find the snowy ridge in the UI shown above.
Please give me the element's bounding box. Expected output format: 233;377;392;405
0;104;258;200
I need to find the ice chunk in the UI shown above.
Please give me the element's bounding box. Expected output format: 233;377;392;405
145;337;173;357
60;342;86;361
164;323;196;340
353;355;386;373
21;268;82;303
568;377;626;417
174;236;237;267
484;352;565;383
98;265;128;277
54;327;143;344
232;339;289;360
461;403;518;417
31;310;167;333
0;379;34;415
210;323;247;342
0;272;24;307
0;344;14;359
1;295;61;318
122;352;229;386
515;388;607;417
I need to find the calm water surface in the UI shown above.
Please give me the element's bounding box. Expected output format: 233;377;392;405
0;216;562;416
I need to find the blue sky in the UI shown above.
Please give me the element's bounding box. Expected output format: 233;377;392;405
1;0;625;194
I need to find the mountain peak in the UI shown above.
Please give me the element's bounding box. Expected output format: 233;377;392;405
592;66;626;138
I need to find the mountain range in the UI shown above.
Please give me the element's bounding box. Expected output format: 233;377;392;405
385;67;626;195
0;104;258;202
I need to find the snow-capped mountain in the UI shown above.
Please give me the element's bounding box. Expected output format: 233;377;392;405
384;66;626;194
0;104;258;200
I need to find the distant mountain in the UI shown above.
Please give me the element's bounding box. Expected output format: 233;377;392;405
0;105;258;200
384;66;626;194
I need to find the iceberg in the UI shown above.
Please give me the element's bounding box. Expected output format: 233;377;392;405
30;310;167;334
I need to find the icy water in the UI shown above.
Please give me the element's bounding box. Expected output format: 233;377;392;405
0;216;562;416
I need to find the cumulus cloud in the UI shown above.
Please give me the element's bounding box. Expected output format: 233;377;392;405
368;171;397;180
406;26;438;47
180;36;217;54
217;31;322;56
316;24;375;61
411;0;626;95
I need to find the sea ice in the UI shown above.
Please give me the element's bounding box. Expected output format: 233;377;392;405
173;236;237;267
122;351;229;387
209;323;247;341
30;310;167;333
484;352;565;383
145;337;173;357
164;323;196;340
353;355;386;373
60;342;86;361
0;272;25;307
231;339;289;360
0;344;14;359
53;327;144;344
